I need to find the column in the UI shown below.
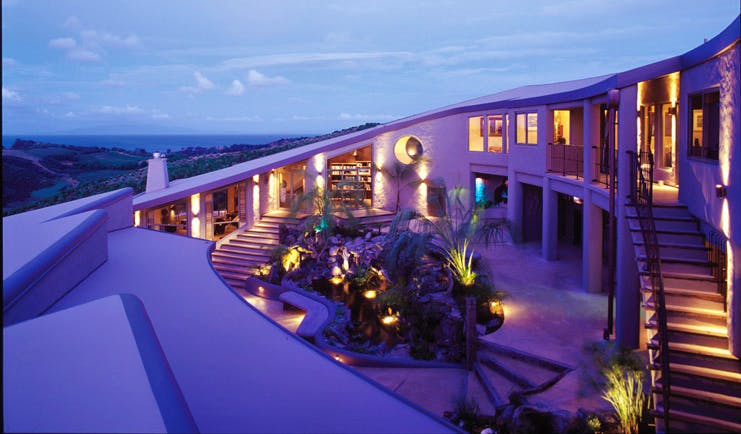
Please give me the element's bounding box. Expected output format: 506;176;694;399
616;85;640;349
542;177;558;260
507;176;523;243
583;100;593;182
582;191;603;293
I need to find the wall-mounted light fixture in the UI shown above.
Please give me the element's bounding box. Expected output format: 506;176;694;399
715;184;727;198
667;105;677;116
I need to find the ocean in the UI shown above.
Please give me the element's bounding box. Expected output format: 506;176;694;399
1;134;305;152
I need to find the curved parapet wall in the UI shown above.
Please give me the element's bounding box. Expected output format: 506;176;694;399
3;209;109;326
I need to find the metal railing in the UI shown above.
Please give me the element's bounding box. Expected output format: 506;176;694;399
592;145;617;188
708;229;728;311
547;143;583;179
627;150;671;430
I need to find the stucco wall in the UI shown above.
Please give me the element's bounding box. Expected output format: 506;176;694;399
679;43;740;246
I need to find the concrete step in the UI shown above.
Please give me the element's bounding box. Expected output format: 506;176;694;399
644;301;727;321
665;354;741;381
212;255;265;269
627;216;700;233
637;259;713;277
212;268;251;281
219;243;274;256
250;223;280;236
212;250;268;263
626;205;692;220
649;339;736;359
228;237;279;248
635;245;710;262
652;275;723;297
237;231;280;241
260;216;301;225
657;393;741;432
654;406;741;433
646;317;727;338
642;287;725;312
223;277;247;290
662;370;741;401
473;362;503;407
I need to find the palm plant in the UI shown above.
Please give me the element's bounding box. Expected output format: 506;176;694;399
601;363;647;434
375;158;425;212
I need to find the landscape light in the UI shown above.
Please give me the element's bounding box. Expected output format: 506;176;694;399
716;184;727;198
363;290;377;299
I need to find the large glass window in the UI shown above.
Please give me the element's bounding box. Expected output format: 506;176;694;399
516;112;538;145
487;115;505;152
689;90;720;160
468;116;484;151
212;184;239;240
553;110;570;144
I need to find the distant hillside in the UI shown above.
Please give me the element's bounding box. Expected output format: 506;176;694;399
2;123;380;216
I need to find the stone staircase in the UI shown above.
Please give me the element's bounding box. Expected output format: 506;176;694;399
211;214;301;290
626;204;741;433
471;340;573;409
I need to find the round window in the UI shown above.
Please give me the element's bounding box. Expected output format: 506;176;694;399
393;135;424;164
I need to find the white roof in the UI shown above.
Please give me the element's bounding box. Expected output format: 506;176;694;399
47;227;456;433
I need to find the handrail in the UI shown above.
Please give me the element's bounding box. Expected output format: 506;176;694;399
708;229;728;311
546;143;584;179
627;150;671;430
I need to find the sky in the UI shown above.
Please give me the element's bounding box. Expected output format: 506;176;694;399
2;0;739;135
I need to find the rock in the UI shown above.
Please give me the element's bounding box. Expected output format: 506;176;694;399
510;405;571;434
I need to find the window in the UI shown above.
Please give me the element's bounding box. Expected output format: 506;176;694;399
487;115;505;152
553;110;570;144
516;112;538;145
468;116;484;151
689;90;719;160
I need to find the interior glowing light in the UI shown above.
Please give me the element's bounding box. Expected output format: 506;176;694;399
573;196;583;205
191;216;201;238
252;174;259;183
190;193;201;215
313;154;325;173
363;290;377;299
134;210;141;227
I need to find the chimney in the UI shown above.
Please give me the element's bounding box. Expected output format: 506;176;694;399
146;152;170;192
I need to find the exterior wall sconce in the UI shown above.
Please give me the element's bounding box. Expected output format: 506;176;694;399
715;184;727;198
667;105;677;115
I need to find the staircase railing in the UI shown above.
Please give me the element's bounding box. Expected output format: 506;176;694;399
627;150;671;430
708;229;729;311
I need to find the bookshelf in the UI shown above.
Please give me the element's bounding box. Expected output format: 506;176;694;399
329;161;372;206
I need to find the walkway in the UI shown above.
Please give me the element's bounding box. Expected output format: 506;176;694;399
359;241;612;416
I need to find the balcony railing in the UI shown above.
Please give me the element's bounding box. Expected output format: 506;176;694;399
547;143;583;179
592;145;617;189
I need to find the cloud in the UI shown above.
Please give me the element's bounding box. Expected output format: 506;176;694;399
80;29;139;48
2;87;21;102
67;48;102;62
338;113;396;121
246;69;289;87
100;77;125;87
226;79;245;96
49;37;77;49
64;16;81;29
96;104;144;114
62;91;80;100
179;71;215;94
221;52;410;70
205;115;263;122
